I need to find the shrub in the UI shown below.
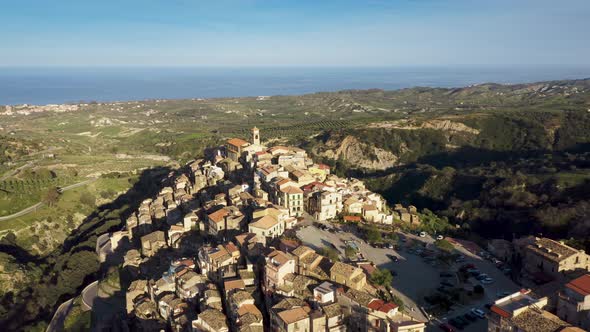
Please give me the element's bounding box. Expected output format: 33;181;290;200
79;192;96;207
371;268;393;287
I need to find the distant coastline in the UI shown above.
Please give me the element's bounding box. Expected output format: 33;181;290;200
1;65;590;105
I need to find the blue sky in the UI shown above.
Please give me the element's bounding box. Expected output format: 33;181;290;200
1;0;589;66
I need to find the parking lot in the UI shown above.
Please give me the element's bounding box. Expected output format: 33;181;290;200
297;225;441;322
297;224;520;331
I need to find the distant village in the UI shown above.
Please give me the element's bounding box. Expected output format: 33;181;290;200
0;103;81;115
88;127;590;332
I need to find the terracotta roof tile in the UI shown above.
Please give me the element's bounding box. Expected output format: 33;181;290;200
491;305;511;318
238;303;262;318
566;274;590;296
250;215;279;230
277;307;309;324
224;279;246;292
224;242;239;254
208;208;229;223
343;216;361;222
280;186;303;194
227;138;249;147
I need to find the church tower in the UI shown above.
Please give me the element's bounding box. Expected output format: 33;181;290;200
251;126;260;146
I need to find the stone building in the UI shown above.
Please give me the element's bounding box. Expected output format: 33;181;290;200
522;237;590;281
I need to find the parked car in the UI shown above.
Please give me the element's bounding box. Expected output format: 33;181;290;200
467;268;480;276
437;286;450;294
475;274;489;281
419;231;427;237
387;254;399;262
436;235;444;240
441;281;454;287
386;243;394;249
389;269;398;276
471;308;486;318
464;312;477;321
448;318;465;329
481;277;494;285
455;316;470;326
439;323;455;332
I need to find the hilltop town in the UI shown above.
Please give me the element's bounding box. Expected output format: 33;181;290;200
87;127;426;332
54;126;590;332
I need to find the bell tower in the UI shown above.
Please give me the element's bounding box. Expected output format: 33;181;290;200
251;126;260;146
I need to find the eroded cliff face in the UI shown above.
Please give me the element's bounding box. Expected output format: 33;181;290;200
367;119;480;135
314;135;400;170
312;118;482;171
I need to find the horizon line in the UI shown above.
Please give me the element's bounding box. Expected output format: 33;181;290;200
2;64;590;69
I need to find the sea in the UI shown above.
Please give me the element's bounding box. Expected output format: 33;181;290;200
1;66;589;105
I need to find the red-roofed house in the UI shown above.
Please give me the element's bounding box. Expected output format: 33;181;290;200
343;215;361;223
226;138;250;161
367;299;399;317
557;274;590;330
206;206;244;236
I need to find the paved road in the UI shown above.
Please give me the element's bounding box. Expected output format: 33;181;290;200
58;178;96;192
0;178;96;221
0;161;35;181
81;281;99;311
0;202;43;221
46;298;75;332
46;280;97;332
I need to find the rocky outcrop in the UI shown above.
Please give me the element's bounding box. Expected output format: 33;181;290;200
315;135;400;170
368;119;480;135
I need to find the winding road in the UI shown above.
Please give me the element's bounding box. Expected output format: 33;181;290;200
0;178;96;221
46;280;98;332
45;298;75;332
81;281;99;311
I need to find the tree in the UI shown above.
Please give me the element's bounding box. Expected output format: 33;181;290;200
44;187;60;206
391;294;405;311
371;268;393;287
435;239;454;253
345;245;357;259
387;232;399;243
319;246;340;262
366;226;382;243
